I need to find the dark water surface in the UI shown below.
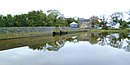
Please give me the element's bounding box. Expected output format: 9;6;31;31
0;32;130;65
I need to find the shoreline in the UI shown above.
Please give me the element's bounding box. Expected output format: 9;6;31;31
0;27;88;40
0;27;129;40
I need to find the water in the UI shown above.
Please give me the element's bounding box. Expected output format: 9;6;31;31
0;32;130;65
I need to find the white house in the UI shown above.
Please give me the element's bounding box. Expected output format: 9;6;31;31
107;22;120;29
111;23;120;28
128;24;130;28
70;22;78;28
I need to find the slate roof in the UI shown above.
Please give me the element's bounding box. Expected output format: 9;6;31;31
79;18;91;23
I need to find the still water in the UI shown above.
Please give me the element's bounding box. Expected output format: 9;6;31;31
0;32;130;65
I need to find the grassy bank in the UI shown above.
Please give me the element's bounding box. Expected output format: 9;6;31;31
88;29;129;33
0;27;89;40
0;32;53;40
0;27;54;40
0;27;129;40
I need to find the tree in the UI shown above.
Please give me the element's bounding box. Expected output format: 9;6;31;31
0;14;4;27
90;16;99;28
46;15;54;26
6;14;15;27
99;15;109;29
47;9;62;18
119;20;128;29
110;12;128;29
47;9;62;24
110;12;124;23
47;9;67;26
27;10;47;26
126;10;130;20
13;14;28;27
56;17;67;26
0;10;69;27
126;10;130;27
65;18;78;27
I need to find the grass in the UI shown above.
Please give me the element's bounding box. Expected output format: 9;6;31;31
0;32;52;40
0;27;129;40
126;28;130;30
88;29;129;33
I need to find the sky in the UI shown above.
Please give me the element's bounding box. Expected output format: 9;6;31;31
0;0;130;18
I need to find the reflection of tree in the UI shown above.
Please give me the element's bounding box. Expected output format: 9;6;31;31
0;32;130;52
66;36;78;43
0;33;80;51
109;37;123;49
28;36;66;51
66;38;74;42
123;44;130;52
98;32;108;46
109;33;129;49
119;33;128;40
28;41;65;51
28;43;46;50
123;39;130;52
28;34;80;51
46;41;65;51
98;32;130;52
89;33;99;45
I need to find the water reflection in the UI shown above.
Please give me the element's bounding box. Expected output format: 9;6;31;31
0;32;130;52
98;32;130;52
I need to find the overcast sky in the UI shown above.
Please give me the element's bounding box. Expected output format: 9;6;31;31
0;0;130;18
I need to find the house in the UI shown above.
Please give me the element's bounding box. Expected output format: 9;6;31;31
106;22;120;29
128;24;130;28
69;22;78;28
79;18;92;29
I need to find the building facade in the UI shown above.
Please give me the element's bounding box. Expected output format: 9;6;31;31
79;18;92;29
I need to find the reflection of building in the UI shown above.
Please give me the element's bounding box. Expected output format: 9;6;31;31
78;33;91;41
79;18;92;29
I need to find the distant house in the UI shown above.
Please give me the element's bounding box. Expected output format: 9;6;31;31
128;24;130;28
106;22;116;28
107;22;120;29
70;22;78;28
79;18;92;29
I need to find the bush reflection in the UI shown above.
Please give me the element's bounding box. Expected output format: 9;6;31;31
0;32;130;52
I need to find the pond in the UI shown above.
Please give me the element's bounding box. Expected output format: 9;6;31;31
0;32;130;65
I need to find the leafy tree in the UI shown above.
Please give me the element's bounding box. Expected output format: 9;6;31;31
110;12;124;23
99;15;109;29
90;16;99;28
14;14;28;27
46;15;54;26
6;14;14;27
0;10;75;27
56;17;67;26
47;9;62;18
27;10;46;26
110;12;128;29
0;15;4;27
65;18;78;27
119;20;128;29
2;16;8;27
47;9;66;26
46;14;56;26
